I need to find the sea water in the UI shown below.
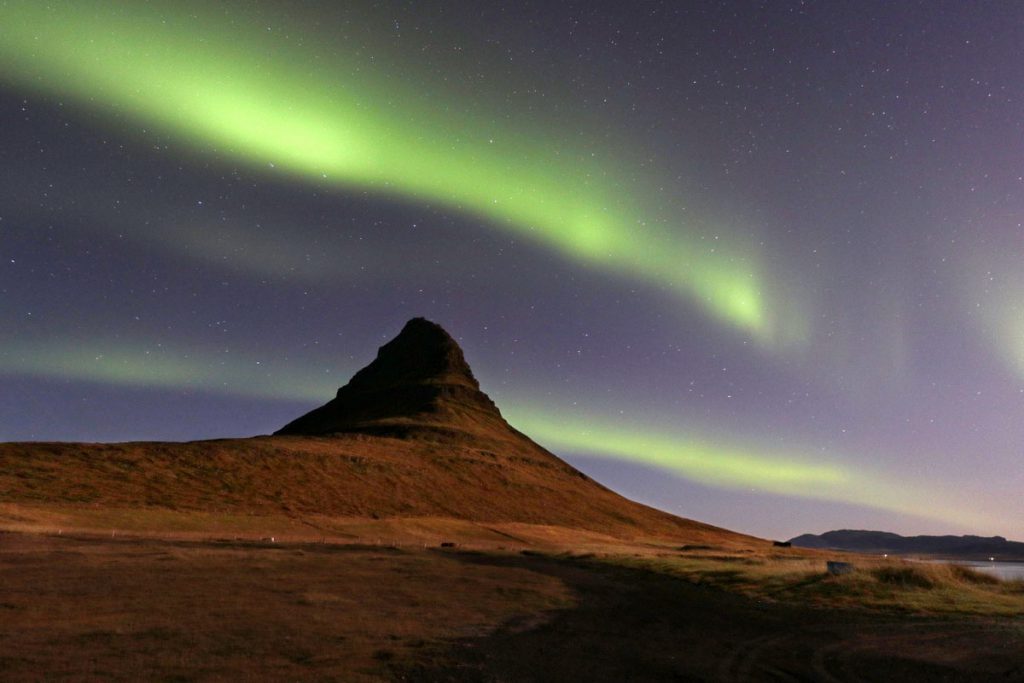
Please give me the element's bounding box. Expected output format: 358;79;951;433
915;559;1024;581
956;561;1024;581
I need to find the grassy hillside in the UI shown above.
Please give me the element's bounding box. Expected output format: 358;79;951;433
0;432;756;548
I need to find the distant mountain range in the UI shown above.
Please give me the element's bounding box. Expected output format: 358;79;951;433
790;530;1024;560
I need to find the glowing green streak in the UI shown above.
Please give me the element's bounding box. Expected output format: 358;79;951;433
502;407;993;528
977;290;1024;377
3;341;341;404
987;311;1024;375
505;408;846;492
0;1;799;344
964;258;1024;378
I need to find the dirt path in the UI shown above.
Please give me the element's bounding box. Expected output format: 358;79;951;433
405;552;1024;682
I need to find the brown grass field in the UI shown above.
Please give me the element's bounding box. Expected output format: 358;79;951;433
2;526;1023;681
0;434;754;546
0;532;573;681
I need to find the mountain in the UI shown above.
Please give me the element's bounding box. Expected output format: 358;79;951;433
277;317;510;439
789;529;1024;560
0;318;758;549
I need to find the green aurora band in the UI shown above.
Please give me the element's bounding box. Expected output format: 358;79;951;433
3;340;343;404
0;339;990;528
502;408;993;529
0;1;805;346
970;262;1024;380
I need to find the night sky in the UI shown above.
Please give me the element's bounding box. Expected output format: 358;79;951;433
2;1;1022;540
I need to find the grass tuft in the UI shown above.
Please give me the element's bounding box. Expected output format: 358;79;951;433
871;566;935;589
949;564;1001;585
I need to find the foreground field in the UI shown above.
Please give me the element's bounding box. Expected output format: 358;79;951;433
2;531;1022;681
0;532;571;681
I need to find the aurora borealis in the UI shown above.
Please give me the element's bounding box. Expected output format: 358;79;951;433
2;1;1023;539
0;0;798;343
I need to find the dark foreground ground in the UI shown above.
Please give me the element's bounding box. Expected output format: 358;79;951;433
409;553;1024;682
1;532;1022;682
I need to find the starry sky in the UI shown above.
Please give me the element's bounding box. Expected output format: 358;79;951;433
2;0;1023;541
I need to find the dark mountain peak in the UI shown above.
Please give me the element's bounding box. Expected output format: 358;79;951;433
275;318;503;437
344;317;479;394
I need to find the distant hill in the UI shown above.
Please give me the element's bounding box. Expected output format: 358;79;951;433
790;529;1024;560
0;318;759;550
